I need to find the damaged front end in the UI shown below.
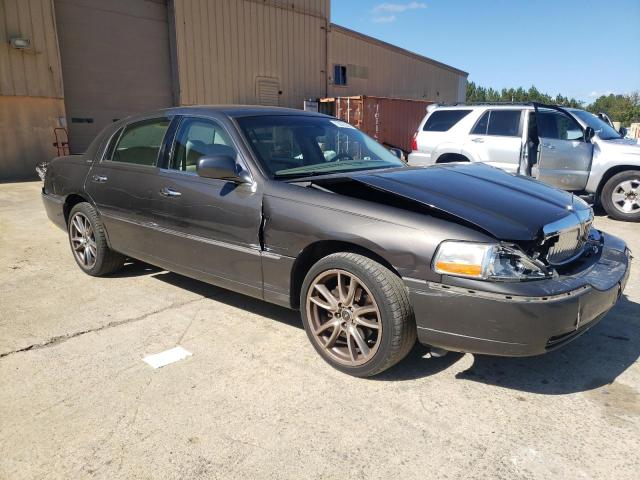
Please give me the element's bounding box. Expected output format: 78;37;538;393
299;164;600;281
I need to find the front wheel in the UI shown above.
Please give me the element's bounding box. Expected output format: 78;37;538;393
300;253;416;377
601;170;640;222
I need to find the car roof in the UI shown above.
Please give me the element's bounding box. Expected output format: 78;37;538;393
160;105;330;119
433;104;531;111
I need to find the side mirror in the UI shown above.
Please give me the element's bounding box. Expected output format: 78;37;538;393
388;147;404;160
619;127;628;137
584;126;595;142
196;155;250;183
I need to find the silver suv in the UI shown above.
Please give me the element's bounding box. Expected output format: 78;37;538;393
408;103;640;221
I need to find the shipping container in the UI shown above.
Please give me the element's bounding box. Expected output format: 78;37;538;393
319;95;432;154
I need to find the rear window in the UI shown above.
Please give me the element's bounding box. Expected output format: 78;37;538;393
423;110;472;132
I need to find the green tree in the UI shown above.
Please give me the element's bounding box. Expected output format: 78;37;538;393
587;93;640;125
465;82;639;125
465;81;582;107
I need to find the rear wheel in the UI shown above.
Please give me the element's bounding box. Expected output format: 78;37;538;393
601;170;640;222
68;202;125;276
300;253;416;377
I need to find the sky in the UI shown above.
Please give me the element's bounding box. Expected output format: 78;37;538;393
331;0;640;103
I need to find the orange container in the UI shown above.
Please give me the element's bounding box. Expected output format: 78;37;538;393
319;95;433;153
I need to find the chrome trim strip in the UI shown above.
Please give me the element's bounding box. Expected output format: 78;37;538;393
102;212;262;256
542;208;593;239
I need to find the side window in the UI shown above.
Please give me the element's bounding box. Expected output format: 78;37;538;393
103;128;123;161
112;118;170;166
423;110;472;132
487;110;521;136
170;118;236;174
471;111;489;135
538;111;584;141
471;110;521;136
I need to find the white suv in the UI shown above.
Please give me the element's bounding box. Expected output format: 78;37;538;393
408;103;640;221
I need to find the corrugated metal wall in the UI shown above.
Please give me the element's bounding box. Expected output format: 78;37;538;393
0;0;65;180
173;0;328;108
328;25;466;103
0;0;63;98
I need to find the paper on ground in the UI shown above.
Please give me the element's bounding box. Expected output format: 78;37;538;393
143;346;192;369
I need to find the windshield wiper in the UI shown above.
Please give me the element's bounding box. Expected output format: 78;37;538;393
274;171;329;179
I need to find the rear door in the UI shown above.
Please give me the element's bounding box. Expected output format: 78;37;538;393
146;116;264;298
464;109;524;173
86;117;171;256
532;105;593;191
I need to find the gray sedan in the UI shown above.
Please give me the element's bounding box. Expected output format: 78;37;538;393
42;106;630;376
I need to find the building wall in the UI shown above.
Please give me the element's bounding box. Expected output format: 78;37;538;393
327;25;467;103
0;0;65;180
0;96;65;180
173;0;328;108
55;0;175;153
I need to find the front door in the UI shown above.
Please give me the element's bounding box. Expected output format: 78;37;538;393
147;116;264;298
464;109;524;173
86;117;171;257
531;106;593;191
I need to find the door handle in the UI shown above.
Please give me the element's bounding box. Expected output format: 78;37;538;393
542;143;556;150
92;174;108;183
471;138;484;143
160;187;182;197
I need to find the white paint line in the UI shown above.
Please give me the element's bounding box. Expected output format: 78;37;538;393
143;346;192;369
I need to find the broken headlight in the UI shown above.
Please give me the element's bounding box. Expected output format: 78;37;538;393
432;241;551;281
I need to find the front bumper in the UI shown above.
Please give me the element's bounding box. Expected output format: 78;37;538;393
405;233;631;356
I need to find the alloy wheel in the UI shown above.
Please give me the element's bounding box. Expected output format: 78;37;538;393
70;212;97;269
305;269;382;366
611;178;640;214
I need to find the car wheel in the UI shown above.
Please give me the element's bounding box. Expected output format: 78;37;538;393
68;202;125;276
601;170;640;222
300;252;416;377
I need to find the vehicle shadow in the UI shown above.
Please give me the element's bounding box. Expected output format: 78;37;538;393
150;270;303;330
114;261;638;393
380;296;639;392
108;260;162;278
457;295;639;394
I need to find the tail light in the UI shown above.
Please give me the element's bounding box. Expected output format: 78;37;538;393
410;131;418;151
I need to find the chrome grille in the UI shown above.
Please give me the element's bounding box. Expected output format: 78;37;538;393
543;211;593;266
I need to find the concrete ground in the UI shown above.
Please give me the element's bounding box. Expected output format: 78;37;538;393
0;181;638;480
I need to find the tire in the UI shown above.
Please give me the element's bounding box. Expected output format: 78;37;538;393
67;202;125;276
300;252;416;377
600;170;640;222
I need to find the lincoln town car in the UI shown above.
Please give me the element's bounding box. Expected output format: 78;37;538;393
41;106;631;377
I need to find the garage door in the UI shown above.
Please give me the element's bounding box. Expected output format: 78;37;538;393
55;0;174;153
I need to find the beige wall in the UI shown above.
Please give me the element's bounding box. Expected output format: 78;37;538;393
328;25;466;103
0;0;64;98
0;96;65;180
0;0;65;180
173;0;328;108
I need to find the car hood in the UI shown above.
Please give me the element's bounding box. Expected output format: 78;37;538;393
599;136;640;153
344;163;588;241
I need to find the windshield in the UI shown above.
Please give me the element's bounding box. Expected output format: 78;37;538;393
236;115;406;179
571;110;622;140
